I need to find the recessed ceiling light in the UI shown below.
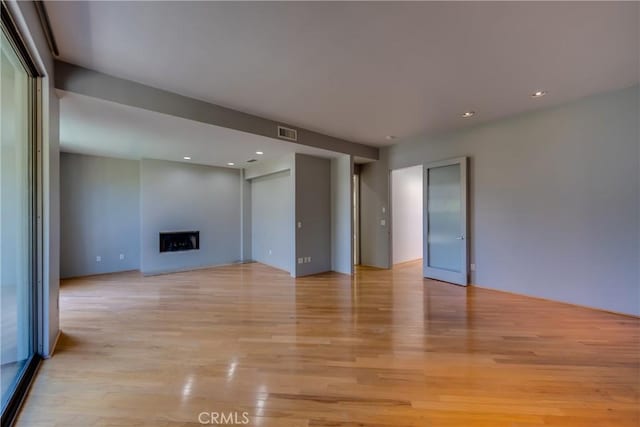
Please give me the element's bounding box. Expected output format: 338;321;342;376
461;111;475;118
227;162;235;166
385;135;396;141
183;156;191;160
531;90;547;98
256;151;264;155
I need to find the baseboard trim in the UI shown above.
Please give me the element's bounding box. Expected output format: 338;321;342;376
44;329;62;359
329;269;353;277
61;269;139;280
294;268;334;278
470;283;639;319
357;264;389;271
142;260;253;277
392;259;423;267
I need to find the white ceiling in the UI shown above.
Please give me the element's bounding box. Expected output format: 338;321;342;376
47;2;638;146
58;90;339;168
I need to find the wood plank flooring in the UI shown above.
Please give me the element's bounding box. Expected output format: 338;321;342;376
16;261;640;426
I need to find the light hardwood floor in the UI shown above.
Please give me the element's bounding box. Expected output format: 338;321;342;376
17;261;639;426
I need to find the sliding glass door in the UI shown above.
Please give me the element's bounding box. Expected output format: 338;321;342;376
0;15;38;421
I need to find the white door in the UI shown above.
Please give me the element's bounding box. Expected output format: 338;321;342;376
423;157;468;285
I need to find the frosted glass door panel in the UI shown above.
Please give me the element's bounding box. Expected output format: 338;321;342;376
427;164;461;272
423;157;468;286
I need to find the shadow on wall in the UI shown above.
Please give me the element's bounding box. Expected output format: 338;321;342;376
250;170;294;273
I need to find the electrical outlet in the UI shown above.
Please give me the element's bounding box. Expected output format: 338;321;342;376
96;256;101;262
268;249;272;255
297;221;302;229
470;263;476;272
119;254;125;260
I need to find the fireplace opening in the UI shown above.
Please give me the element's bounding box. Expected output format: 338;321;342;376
159;231;200;253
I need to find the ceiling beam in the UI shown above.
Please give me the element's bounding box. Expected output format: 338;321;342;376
55;60;379;160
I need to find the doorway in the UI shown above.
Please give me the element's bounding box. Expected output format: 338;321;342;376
423;157;468;285
352;172;360;266
391;165;424;266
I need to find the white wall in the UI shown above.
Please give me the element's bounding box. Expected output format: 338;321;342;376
244;155;292;180
140;159;241;274
294;154;332;277
361;85;639;315
251;170;294;273
331;155;353;274
391;165;423;264
60;156;245;277
246;153;345;277
60;153;140;278
240;169;252;262
360;149;391;269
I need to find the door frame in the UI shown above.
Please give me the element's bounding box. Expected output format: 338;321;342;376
423;156;469;286
352;172;360;266
1;2;45;425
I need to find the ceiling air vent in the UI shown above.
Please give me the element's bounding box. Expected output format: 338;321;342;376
247;159;257;163
277;125;298;141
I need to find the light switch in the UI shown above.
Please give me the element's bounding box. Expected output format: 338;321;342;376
298;258;303;264
119;254;125;260
380;219;386;226
96;256;101;262
297;222;302;229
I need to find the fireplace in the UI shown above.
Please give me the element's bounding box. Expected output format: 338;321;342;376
159;231;200;253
